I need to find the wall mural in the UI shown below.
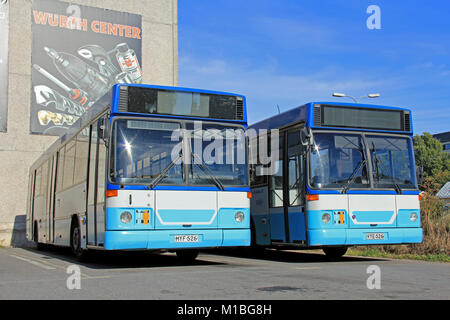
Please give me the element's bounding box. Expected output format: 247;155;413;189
31;0;143;135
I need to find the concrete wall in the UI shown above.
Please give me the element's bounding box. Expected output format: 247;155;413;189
0;0;178;246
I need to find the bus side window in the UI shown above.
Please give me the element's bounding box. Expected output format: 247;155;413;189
56;147;65;193
34;167;42;199
269;134;284;208
74;130;89;185
97;117;107;204
250;136;268;186
63;140;76;190
287;131;303;207
88;123;97;207
41;160;49;202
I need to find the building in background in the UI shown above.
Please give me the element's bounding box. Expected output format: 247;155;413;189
0;0;178;246
436;182;450;210
433;131;450;154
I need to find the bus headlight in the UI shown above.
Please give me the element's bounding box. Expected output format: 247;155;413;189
120;211;132;224
322;213;331;224
410;212;418;222
235;211;245;223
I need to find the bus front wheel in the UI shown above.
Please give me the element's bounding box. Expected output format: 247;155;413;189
70;218;89;261
176;250;199;263
323;247;348;259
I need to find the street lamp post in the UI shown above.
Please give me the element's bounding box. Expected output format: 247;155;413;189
332;92;380;103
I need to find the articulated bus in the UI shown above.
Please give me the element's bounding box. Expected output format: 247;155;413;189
27;84;250;261
249;102;422;258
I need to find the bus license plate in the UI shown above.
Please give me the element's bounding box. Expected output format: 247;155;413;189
174;235;199;243
366;233;385;240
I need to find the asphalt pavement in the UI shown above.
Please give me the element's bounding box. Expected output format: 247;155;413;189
0;246;448;300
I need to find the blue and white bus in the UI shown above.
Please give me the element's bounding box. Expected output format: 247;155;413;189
27;84;250;261
249;102;422;258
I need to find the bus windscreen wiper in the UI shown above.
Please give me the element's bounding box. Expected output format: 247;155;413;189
149;152;183;190
371;142;402;194
341;142;367;194
191;152;225;191
341;159;367;194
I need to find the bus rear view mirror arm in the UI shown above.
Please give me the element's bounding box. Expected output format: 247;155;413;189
300;127;313;147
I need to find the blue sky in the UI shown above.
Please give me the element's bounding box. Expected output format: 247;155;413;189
178;0;450;135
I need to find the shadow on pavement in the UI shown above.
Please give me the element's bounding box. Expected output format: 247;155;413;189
20;245;226;270
204;247;388;264
16;243;388;270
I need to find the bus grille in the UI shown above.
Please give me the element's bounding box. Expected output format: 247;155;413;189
404;112;411;132
313;105;321;126
118;86;129;112
236;98;244;120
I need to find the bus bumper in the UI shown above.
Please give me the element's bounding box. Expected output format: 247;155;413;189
307;228;423;246
104;229;250;250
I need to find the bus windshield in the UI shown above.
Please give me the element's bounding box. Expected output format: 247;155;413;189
309;133;369;189
109;118;248;187
187;122;248;187
308;132;417;190
367;135;417;189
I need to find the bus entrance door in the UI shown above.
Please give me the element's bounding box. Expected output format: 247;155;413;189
285;130;306;243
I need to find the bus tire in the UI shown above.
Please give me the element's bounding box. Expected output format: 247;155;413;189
323;247;348;259
70;217;89;261
176;249;199;263
248;220;265;257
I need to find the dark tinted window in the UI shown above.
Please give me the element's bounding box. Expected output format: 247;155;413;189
126;87;241;120
320;105;404;131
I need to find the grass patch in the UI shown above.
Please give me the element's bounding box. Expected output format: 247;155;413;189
348;247;450;263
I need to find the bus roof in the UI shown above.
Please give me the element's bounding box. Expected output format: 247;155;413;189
250;102;413;133
114;83;246;100
29;84;247;172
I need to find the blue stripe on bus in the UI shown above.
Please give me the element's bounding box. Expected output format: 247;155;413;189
307;227;423;246
305;187;420;195
104;229;251;250
110;112;248;125
106;183;250;192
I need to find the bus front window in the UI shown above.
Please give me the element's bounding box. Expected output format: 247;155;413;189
367;135;417;189
187;122;248;187
109;119;248;187
309;133;369;190
110;119;184;185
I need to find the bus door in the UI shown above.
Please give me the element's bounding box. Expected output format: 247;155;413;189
86;118;108;246
268;129;306;243
86;123;98;246
34;161;50;242
250;134;271;246
268;134;286;242
286;130;306;243
48;155;57;243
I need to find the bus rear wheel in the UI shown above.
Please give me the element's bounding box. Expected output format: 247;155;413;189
176;250;199;263
323;247;348;259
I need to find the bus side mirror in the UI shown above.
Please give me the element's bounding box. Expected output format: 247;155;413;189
97;117;109;146
300;127;313;146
